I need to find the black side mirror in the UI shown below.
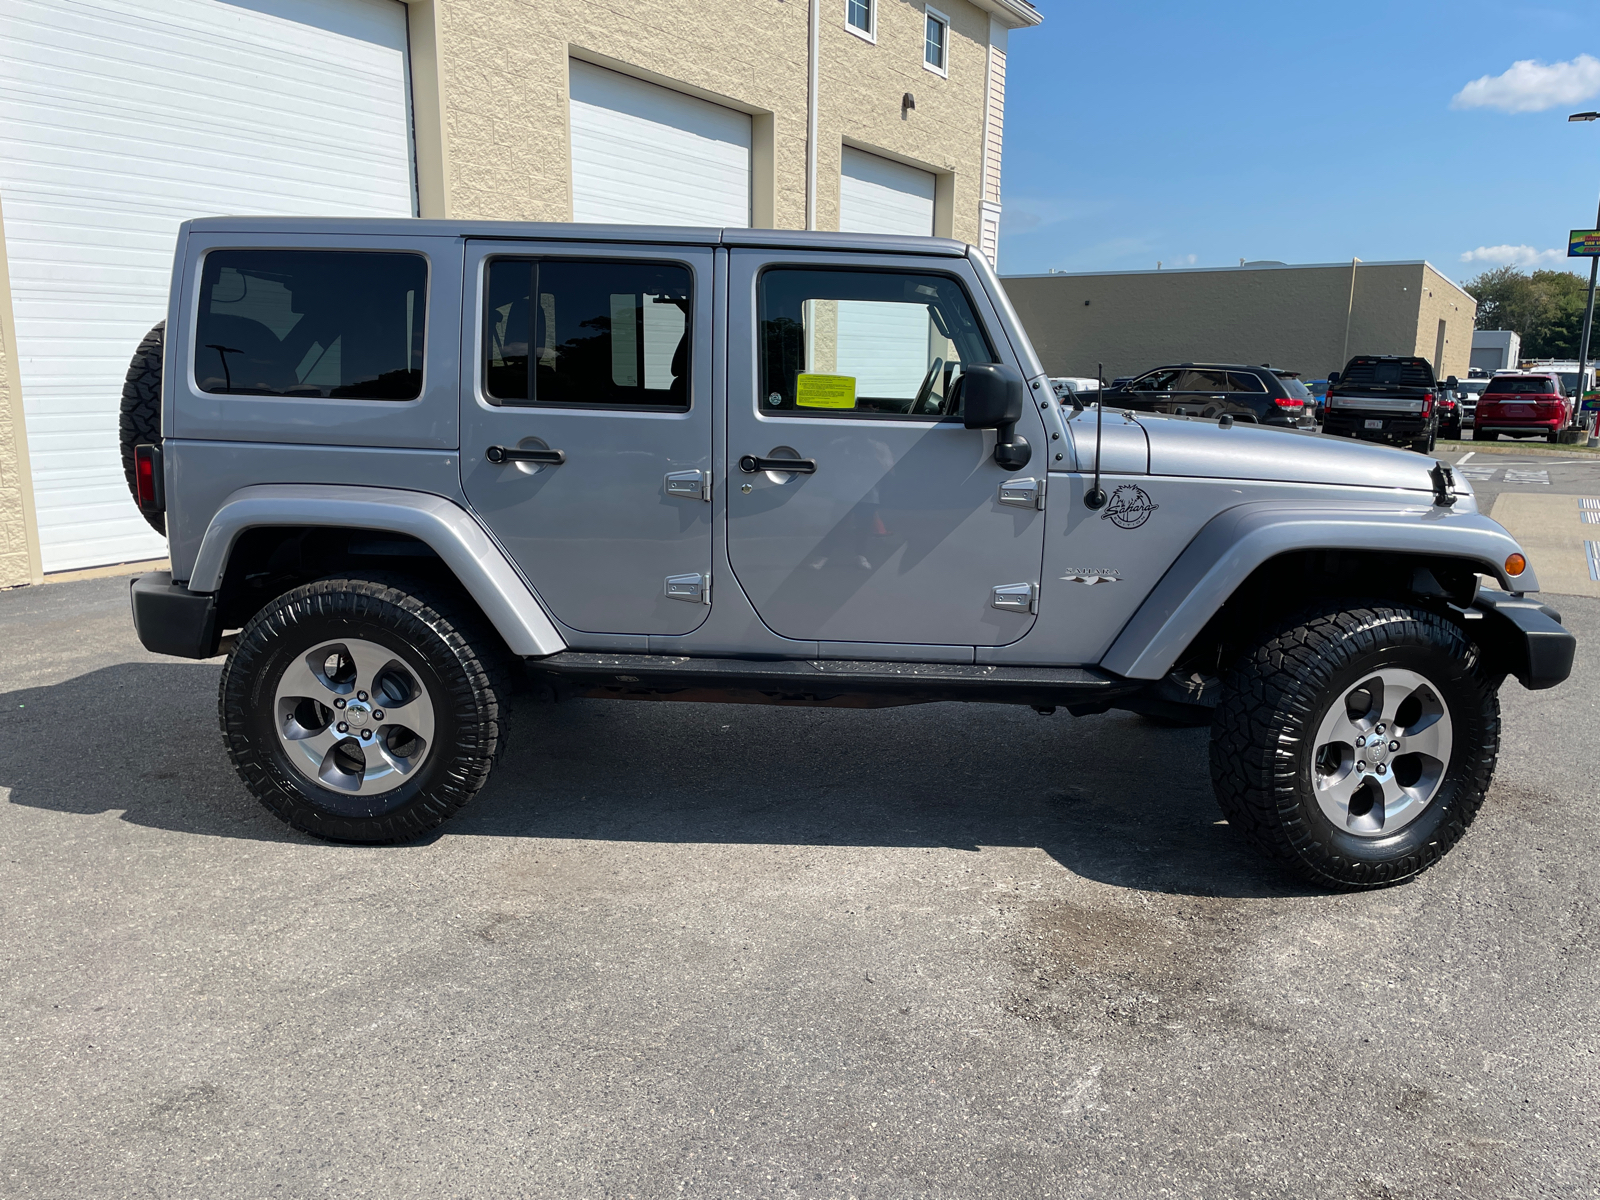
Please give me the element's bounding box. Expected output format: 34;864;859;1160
1446;375;1458;390
1327;370;1340;384
959;363;1031;470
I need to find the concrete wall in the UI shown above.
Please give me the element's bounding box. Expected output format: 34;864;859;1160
1001;261;1478;384
422;0;1015;245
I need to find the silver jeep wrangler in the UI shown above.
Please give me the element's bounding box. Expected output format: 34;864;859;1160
122;218;1574;889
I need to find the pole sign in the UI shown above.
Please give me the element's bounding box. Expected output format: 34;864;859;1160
1570;229;1600;256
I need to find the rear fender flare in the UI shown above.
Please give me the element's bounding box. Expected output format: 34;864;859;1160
186;484;565;657
1099;500;1532;680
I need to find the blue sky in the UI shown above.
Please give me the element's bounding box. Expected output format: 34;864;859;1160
997;0;1600;286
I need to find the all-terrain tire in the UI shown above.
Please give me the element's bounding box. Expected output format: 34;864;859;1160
119;322;166;535
219;576;510;843
1209;602;1500;890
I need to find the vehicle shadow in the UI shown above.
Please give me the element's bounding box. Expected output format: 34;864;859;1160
0;662;1319;899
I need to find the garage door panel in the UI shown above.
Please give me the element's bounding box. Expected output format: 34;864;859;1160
0;0;415;572
569;59;751;228
839;147;935;237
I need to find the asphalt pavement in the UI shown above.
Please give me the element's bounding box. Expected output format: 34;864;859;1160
2;573;1598;1199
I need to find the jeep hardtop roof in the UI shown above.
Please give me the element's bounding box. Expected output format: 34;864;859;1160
178;216;972;258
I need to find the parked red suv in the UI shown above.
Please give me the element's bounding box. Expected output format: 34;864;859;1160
1473;374;1572;442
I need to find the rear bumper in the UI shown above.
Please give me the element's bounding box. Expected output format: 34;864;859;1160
130;572;221;659
1468;591;1575;690
1474;418;1562;434
1322;411;1431;441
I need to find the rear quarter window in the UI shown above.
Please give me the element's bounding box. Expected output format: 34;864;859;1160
195;250;426;399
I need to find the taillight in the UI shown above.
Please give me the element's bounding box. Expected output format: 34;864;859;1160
134;443;164;512
1422;394;1434;417
1273;396;1305;408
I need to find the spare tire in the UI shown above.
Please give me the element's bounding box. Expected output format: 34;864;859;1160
119;321;165;535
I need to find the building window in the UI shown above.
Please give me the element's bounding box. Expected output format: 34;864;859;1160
846;0;874;42
924;7;948;75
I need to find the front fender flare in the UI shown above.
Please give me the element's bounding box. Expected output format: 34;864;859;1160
1099;499;1532;680
186;484;565;657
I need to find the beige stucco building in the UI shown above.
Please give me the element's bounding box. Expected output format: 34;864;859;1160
0;0;1039;586
1002;260;1477;386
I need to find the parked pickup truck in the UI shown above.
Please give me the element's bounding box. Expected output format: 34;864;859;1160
121;218;1574;890
1322;355;1450;453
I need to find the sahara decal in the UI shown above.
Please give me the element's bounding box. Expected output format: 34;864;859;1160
1062;569;1122;585
1101;485;1158;530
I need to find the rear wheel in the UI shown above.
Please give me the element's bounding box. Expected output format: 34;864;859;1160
1210;602;1499;889
219;576;509;843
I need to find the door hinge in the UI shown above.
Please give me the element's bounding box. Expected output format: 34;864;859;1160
665;469;711;501
991;581;1038;614
664;572;710;604
998;476;1045;510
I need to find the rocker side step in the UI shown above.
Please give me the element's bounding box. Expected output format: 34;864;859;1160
525;651;1138;709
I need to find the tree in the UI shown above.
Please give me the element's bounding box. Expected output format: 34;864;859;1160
1464;265;1589;359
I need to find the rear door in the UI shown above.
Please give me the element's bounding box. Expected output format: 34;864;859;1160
459;241;715;636
724;250;1048;647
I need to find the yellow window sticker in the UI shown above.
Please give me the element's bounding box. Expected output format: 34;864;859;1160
795;373;856;409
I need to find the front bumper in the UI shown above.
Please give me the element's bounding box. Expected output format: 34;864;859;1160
130;572;221;659
1468;590;1575;690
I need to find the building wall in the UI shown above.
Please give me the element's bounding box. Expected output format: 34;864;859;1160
0;194;42;588
424;0;1015;246
1000;262;1478;384
0;0;1031;584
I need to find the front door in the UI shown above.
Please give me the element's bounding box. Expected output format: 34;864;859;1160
725;251;1047;647
459;241;714;636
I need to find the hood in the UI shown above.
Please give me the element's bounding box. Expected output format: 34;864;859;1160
1133;411;1439;493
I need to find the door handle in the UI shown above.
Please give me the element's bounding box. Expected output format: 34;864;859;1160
739;454;816;474
486;445;566;465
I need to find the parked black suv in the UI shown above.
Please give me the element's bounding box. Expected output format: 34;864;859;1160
1103;363;1311;427
1321;355;1448;453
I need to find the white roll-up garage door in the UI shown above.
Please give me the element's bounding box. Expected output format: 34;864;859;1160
836;148;938;398
569;60;751;228
839;147;936;237
0;0;415;572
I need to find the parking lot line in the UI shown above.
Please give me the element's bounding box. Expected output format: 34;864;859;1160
1488;493;1600;597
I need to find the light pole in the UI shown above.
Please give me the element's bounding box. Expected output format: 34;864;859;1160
1569;112;1599;444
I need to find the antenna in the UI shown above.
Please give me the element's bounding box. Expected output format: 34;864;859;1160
1084;362;1107;510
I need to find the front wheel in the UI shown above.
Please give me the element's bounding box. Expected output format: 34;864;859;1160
219;576;509;843
1209;603;1500;889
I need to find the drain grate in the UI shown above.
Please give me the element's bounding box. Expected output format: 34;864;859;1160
1582;498;1600;510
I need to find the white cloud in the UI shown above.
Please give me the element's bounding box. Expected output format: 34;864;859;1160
1459;244;1566;266
1451;54;1600;113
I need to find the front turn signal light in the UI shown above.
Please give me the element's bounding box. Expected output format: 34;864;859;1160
1505;553;1527;577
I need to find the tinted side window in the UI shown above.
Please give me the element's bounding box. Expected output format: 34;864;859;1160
196;251;425;399
758;268;996;418
1228;372;1267;393
484;258;691;408
1133;370;1180;391
1174;369;1228;391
